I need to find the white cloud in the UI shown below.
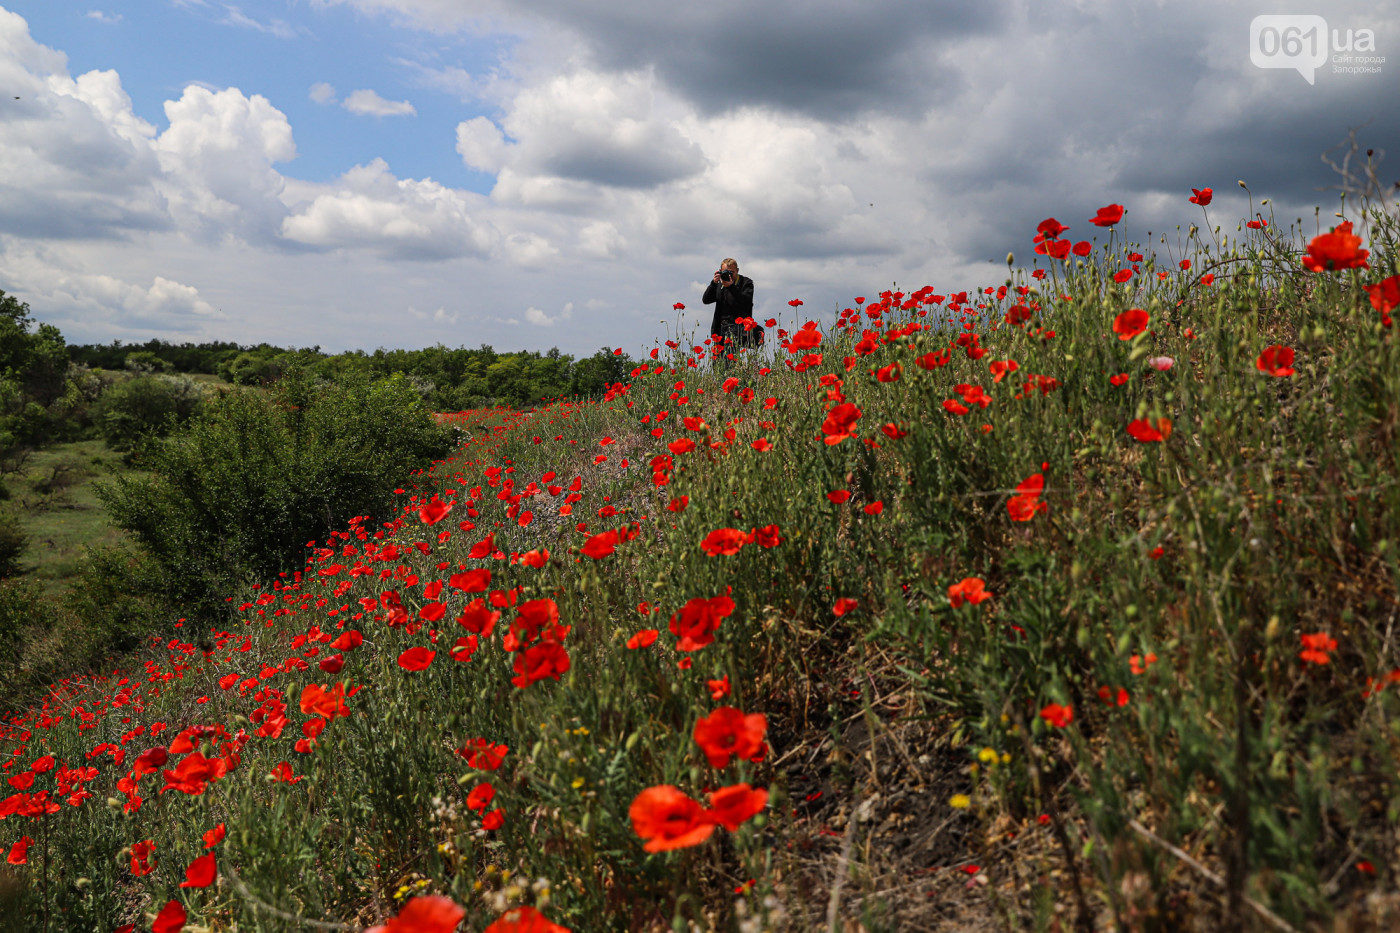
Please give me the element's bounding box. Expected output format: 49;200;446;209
523;301;572;326
220;5;299;40
280;158;496;259
85;11;123;24
309;81;337;105
455;116;508;173
153;85;297;242
341;89;417;117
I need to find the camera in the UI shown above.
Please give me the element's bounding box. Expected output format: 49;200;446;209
718;269;734;283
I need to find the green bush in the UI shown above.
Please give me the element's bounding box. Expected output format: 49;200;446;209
90;374;205;451
97;367;453;621
0;508;23;578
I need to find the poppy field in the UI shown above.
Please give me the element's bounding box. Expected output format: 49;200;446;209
2;188;1398;932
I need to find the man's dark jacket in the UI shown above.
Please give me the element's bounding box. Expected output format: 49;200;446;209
702;274;755;340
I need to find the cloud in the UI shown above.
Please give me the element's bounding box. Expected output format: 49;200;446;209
523;301;572;326
309;81;337;105
85;11;123;24
280;158;496;259
219;5;300;40
341;88;417;117
153;85;297;243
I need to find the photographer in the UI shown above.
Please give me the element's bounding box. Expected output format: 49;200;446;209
702;258;760;365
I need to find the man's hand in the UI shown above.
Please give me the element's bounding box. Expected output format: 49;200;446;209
712;271;723;285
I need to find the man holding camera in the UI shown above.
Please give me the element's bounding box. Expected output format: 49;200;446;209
702;258;760;365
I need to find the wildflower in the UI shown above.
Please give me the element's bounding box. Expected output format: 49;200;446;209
626;629;659;649
270;762;301;783
581;529;620;559
484;906;572;933
1112;308;1149;340
203;823;226;848
511;641;571;688
826;489;850;504
820;402;862;444
949;794;971;809
6;837;32;865
397;647;436;671
1129;652;1158;675
1300;632;1337;665
1189;187;1212;206
1301;221;1369;272
368;896;467;933
1256;345;1296;377
1090;204;1125;227
701;528;749;556
417;495;453;525
1126;418;1172;442
466;783;496;813
1364;273;1398;327
832;598;859;617
153;901;187;933
130;839;156;876
449;568;491;592
1109;374;1129;386
693;707;767;769
669;594;735;651
948;577;991;608
1039;703;1074;728
1008;472;1047;522
181;852;217;888
707;676;731;699
1147;356;1174;371
705;784;769;830
629;785;715;852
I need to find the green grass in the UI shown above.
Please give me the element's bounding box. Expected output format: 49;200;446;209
5;440;141;591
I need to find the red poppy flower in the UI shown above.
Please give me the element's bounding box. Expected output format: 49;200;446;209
1256;345;1295;377
832;597;859;617
701;528;748;556
863;501;883;515
1036;217;1068;239
627;629;659;649
1126;418;1172;442
787;324;822;352
707;676;731;699
1109;373;1129;386
203;823;226;849
1364;274;1399;315
629;785;715;852
417;495;453;525
270;761;301;783
397;647;436;671
827;489;850;504
180;852;217;888
1039;703;1074;728
876;363;902;382
449;568;492;592
820;402;862;444
466;782;496;812
705;783;769;830
1299;632;1337;665
1112;308;1149;340
752;524;782;547
581;529;620;559
669;594;735;651
130;839;156;876
947;577;990;607
916;350;950;369
6;836;32;865
1008;472;1047;522
467;534;496;559
880;423;907;440
1188;187;1212;205
367;895;467;933
1301;221;1369;272
1090;204;1125;227
483;906;571;933
152;900;187;933
693;707;767;769
667;438;697;456
511;641;570;688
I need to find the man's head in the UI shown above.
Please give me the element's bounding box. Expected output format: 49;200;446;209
719;258;739;283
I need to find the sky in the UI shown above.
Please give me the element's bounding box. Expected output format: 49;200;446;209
0;0;1397;357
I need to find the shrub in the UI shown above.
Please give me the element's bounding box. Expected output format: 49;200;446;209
0;509;24;578
97;367;452;621
90;374;205;451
